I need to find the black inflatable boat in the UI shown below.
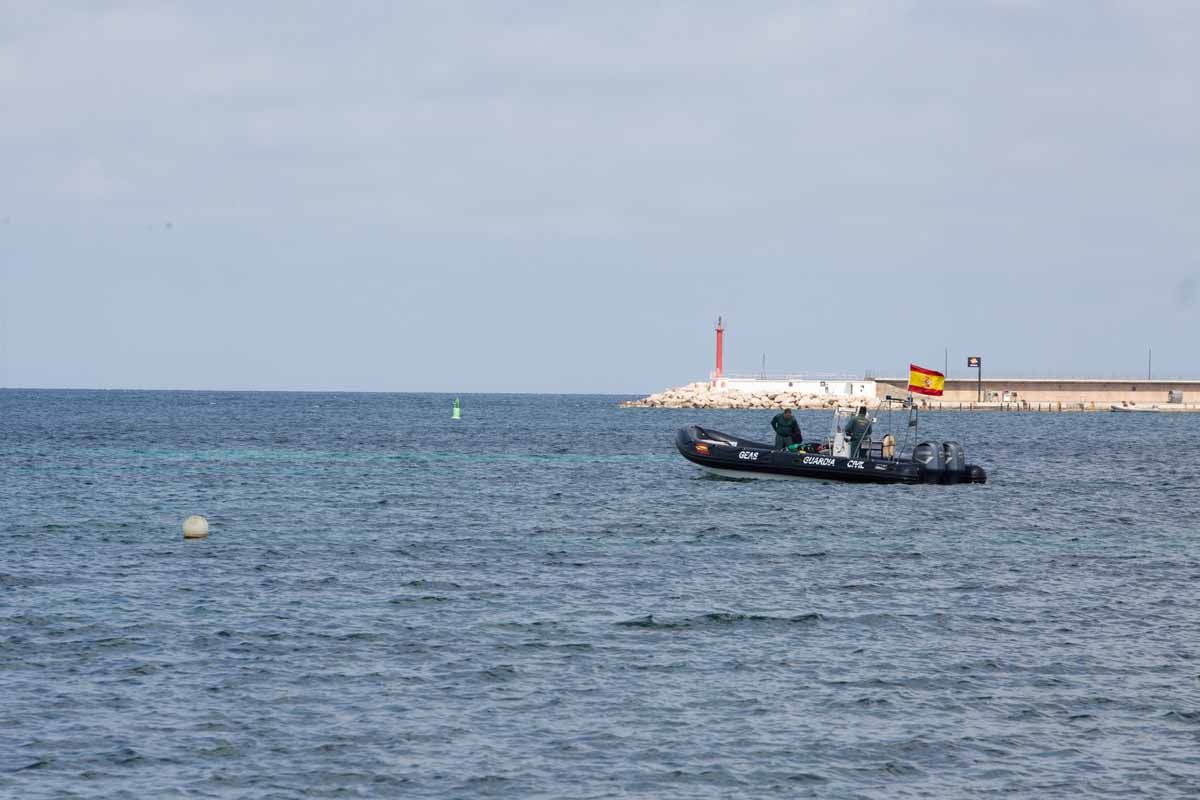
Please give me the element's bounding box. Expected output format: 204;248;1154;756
675;425;987;484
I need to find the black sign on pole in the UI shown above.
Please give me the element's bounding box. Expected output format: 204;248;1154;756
967;356;982;401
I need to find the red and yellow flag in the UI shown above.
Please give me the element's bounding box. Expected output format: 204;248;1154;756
908;363;945;396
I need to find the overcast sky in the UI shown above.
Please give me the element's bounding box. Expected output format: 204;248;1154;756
1;1;1197;392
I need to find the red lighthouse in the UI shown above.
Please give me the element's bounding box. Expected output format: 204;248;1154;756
714;316;724;379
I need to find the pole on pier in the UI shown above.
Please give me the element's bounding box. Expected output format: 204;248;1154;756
715;316;724;379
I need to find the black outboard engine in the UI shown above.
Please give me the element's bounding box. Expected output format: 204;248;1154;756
942;442;965;482
912;441;944;483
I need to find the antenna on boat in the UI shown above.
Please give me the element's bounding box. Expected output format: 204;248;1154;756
898;362;919;457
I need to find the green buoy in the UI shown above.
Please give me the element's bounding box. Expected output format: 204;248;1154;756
451;398;461;420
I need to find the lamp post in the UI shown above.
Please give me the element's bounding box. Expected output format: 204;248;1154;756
968;356;982;402
715;316;724;379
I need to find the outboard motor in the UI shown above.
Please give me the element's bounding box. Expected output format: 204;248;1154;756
911;441;944;483
942;442;965;482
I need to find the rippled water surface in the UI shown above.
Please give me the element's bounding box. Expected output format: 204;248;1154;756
2;390;1199;798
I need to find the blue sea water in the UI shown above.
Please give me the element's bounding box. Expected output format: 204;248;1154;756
2;389;1199;798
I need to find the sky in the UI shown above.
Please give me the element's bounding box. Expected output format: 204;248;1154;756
1;0;1197;393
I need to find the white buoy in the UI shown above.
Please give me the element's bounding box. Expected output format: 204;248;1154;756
182;515;209;539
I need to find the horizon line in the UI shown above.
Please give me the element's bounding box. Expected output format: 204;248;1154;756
0;385;645;396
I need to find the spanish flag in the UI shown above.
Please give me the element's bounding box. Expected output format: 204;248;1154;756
908;363;945;396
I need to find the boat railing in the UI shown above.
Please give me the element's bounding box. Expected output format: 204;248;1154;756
816;396;920;463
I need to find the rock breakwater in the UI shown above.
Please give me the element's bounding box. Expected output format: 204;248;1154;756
621;382;843;410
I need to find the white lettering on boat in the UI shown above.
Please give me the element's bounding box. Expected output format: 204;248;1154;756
738;450;759;461
802;456;836;467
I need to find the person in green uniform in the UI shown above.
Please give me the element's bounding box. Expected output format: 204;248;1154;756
771;409;802;450
844;406;873;457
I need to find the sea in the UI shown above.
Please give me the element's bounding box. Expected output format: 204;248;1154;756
2;389;1198;799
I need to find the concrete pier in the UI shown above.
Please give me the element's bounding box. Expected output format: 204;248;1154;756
877;378;1200;408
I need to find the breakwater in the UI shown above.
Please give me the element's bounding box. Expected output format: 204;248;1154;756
621;382;846;410
622;382;1200;412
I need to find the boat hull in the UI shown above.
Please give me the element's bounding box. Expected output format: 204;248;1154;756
675;426;985;485
1110;404;1160;413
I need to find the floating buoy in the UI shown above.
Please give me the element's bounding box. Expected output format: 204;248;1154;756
182;515;209;539
451;398;461;420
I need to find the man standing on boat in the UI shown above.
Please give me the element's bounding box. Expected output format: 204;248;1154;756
771;408;802;450
844;406;873;457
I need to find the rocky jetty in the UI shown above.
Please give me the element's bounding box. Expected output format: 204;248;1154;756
621;382;844;410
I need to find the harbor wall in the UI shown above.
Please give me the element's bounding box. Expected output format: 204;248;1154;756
877;379;1200;405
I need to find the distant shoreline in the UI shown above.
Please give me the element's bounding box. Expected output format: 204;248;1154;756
0;387;644;397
